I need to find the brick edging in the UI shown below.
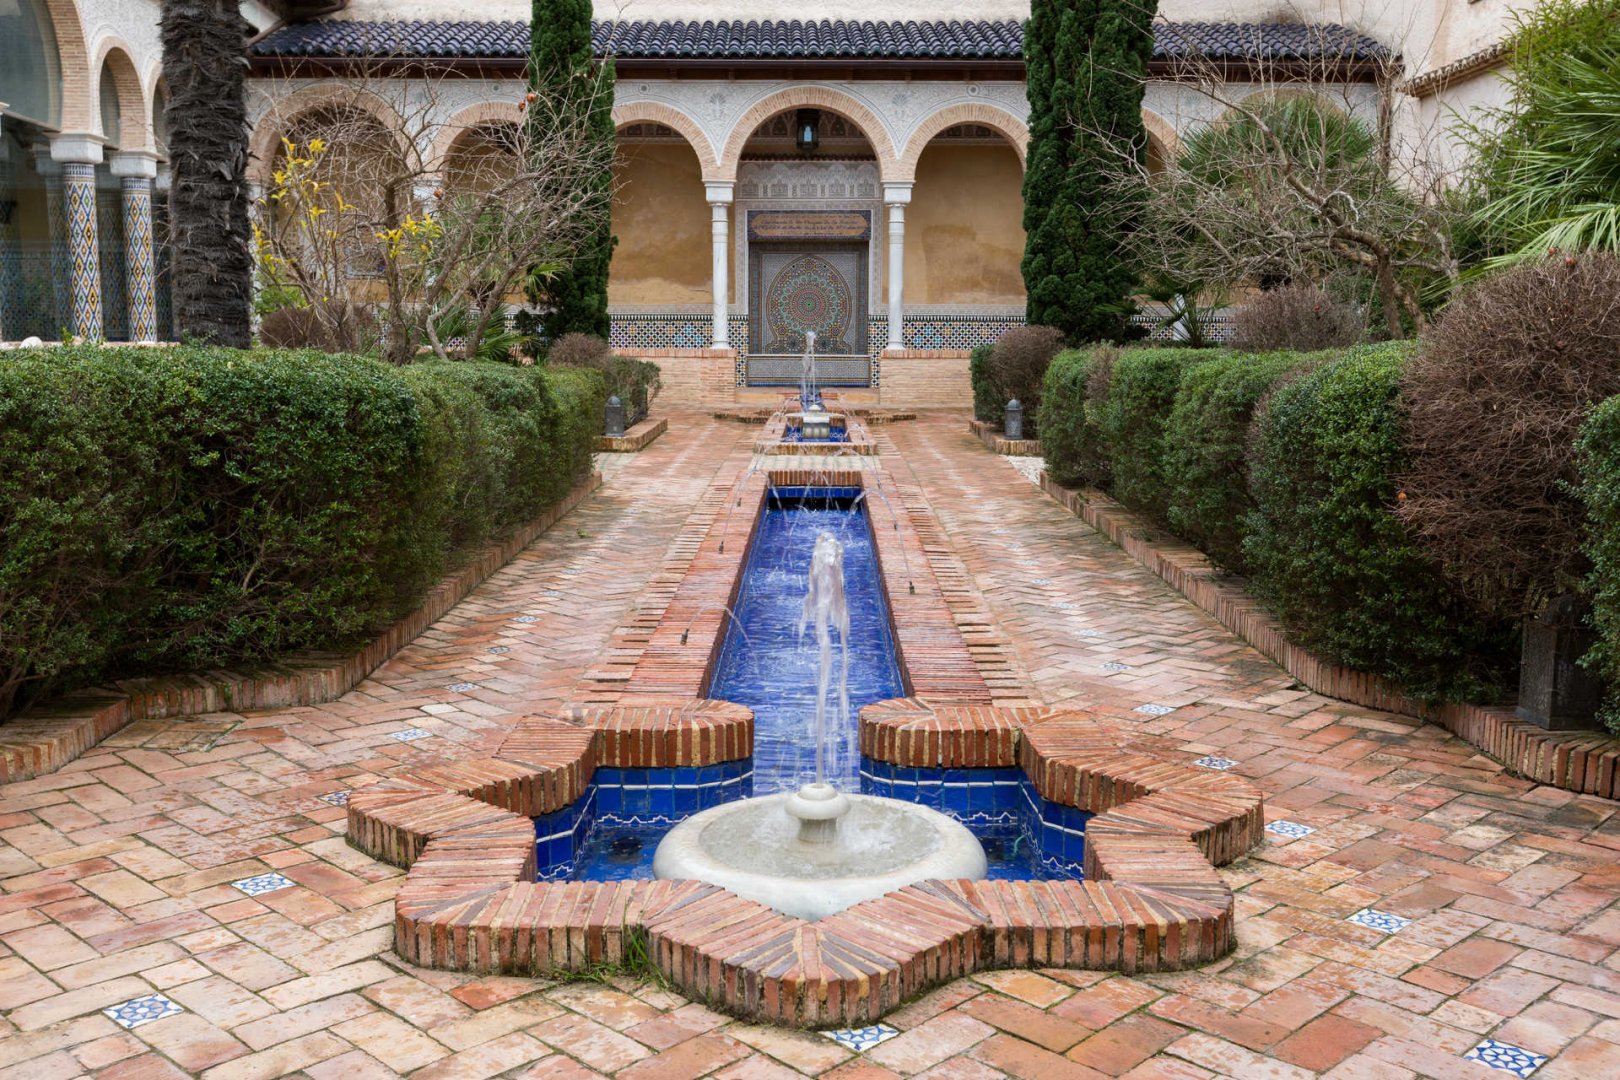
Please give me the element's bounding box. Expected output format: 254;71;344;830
0;471;604;784
599;417;668;452
1038;474;1620;800
969;419;1041;456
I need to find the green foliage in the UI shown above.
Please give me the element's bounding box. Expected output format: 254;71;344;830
1162;351;1318;572
970;344;1001;424
1097;348;1215;518
1038;347;1113;488
1577;397;1620;727
1021;0;1153;341
528;0;616;338
1244;344;1515;702
1467;0;1620;266
0;346;600;720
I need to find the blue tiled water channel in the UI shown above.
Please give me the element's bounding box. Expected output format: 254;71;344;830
554;486;1088;882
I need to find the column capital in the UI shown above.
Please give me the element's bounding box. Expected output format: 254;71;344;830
705;181;735;205
109;150;159;180
882;182;913;206
50;132;107;166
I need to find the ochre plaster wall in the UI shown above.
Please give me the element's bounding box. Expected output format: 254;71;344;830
608;142;712;305
903;142;1025;306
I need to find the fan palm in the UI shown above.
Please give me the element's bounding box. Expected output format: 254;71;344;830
1471;34;1620;267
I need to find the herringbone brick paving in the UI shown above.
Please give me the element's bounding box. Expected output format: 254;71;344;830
0;411;1617;1078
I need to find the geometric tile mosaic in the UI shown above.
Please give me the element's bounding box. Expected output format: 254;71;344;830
1464;1040;1548;1078
821;1023;900;1052
390;729;433;742
1265;819;1317;840
231;872;296;897
103;993;183;1029
1347;908;1411;935
1192;756;1239;771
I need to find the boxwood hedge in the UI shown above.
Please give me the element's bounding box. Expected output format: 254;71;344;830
0;346;601;718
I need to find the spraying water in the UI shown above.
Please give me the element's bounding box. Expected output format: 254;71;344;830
799;330;819;410
798;530;851;787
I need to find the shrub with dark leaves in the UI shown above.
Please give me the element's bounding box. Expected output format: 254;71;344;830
1399;254;1620;618
1231;283;1364;353
987;325;1065;434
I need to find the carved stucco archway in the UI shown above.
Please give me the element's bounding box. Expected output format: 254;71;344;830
612;100;721;181
894;102;1029;182
38;0;92;132
1141;107;1182;170
247;84;411;187
716;85;900;184
91;40;148;150
426;101;523;174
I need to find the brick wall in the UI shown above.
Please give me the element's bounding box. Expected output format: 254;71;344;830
880;350;972;408
621;348;738;408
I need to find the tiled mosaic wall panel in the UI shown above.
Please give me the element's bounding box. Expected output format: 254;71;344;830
8;251;66;340
97;192;129;343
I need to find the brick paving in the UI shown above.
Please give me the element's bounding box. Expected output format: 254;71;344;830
2;411;1619;1078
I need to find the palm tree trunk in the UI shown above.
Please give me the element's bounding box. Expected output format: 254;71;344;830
161;0;254;348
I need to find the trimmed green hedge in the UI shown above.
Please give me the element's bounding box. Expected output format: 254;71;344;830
1097;348;1218;519
1578;399;1620;726
1038;348;1110;489
1243;343;1514;702
1162;351;1318;573
0;346;601;718
970;344;1001;424
1036;340;1516;704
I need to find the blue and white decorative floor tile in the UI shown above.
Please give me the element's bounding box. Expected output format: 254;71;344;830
1051;601;1077;610
1032;578;1054;586
1464;1040;1547;1077
446;682;478;693
104;993;183;1029
1134;704;1175;717
231;872;295;897
543;590;563;597
316;790;350;807
821;1023;899;1053
1102;662;1131;672
1192;756;1238;771
488;646;510;654
1347;908;1411;934
1077;628;1103;638
390;728;433;742
514;615;538;624
1265;820;1316;840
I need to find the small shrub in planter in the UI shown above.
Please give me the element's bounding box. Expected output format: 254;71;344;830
987;325;1065;435
1162;351;1319;573
1244;343;1515;702
1231;283;1364;353
546;332;660;425
1399;254;1620;620
1577;397;1620;728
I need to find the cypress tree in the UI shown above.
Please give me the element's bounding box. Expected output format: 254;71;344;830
1020;0;1156;342
529;0;616;341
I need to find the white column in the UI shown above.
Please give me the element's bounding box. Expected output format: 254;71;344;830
883;182;912;353
706;181;734;350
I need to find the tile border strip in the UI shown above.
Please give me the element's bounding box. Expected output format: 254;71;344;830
1038;473;1620;800
0;472;604;783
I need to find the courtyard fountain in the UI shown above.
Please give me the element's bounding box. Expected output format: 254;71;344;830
653;525;986;921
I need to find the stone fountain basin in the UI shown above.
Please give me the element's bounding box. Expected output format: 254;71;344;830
652;791;987;921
